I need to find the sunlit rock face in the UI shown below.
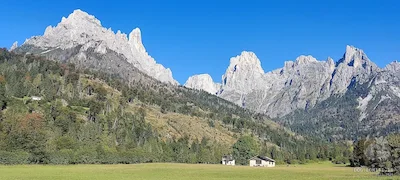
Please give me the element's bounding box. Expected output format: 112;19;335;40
184;74;221;94
185;46;399;119
22;9;177;84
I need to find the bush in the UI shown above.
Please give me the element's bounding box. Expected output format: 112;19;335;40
96;146;119;164
73;149;98;164
332;156;348;164
48;149;74;164
0;151;30;164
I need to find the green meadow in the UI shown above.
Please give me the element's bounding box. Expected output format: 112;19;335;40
0;162;394;180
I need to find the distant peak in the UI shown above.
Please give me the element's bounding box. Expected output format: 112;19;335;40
70;9;94;19
231;51;260;65
9;41;18;51
344;45;365;60
185;74;215;84
385;60;400;72
240;51;256;56
63;9;102;26
131;27;141;35
346;45;361;52
194;74;213;78
295;55;317;64
184;74;220;94
72;9;86;15
226;50;264;75
42;9;103;39
337;45;373;68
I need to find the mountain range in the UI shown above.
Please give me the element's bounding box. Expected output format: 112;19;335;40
11;9;400;139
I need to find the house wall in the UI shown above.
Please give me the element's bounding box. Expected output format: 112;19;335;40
222;160;235;166
227;160;235;166
249;160;257;167
249;160;275;167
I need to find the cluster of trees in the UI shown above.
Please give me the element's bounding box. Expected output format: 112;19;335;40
0;49;345;165
350;134;400;175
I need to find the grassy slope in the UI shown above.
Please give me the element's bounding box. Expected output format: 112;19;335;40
92;76;239;146
0;162;388;180
139;104;238;145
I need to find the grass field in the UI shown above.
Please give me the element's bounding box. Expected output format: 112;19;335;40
0;162;396;180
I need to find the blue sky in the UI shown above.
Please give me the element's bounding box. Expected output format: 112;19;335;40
1;0;399;84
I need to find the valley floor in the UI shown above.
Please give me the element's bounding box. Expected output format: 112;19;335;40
0;162;392;180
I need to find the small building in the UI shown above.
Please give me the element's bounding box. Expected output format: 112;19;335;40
249;156;275;167
221;155;235;166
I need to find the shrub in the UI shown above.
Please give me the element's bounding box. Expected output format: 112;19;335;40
0;151;30;164
48;149;74;164
73;149;98;164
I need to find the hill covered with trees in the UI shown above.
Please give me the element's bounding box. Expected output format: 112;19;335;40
0;49;344;165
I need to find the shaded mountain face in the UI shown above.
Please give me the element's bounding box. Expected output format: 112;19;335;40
185;46;400;139
13;9;177;85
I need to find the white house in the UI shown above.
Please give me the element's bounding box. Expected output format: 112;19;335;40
221;155;235;166
249;156;275;167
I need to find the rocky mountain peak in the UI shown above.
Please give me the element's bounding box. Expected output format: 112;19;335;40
65;9;101;26
20;9;177;85
219;51;266;104
43;9;102;38
184;74;220;94
385;60;400;73
129;28;146;54
339;45;371;68
295;55;318;65
9;41;18;51
228;51;264;74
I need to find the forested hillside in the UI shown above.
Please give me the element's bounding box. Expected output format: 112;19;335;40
0;49;344;165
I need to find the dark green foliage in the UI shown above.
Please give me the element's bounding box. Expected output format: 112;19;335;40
350;138;372;167
233;136;259;165
0;151;30;164
351;134;400;176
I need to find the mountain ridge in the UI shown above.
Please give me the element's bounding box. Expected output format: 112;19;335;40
14;9;178;85
184;46;399;139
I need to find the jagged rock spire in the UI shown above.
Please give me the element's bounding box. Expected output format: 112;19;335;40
129;28;146;54
22;9;178;85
